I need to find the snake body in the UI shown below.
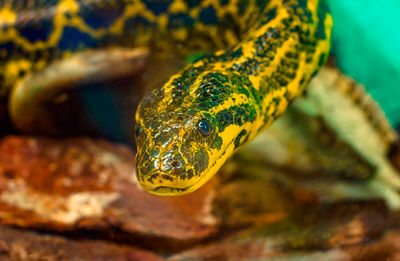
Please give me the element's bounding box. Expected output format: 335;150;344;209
0;0;288;98
0;0;332;195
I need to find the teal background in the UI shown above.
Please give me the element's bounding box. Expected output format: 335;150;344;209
327;0;400;127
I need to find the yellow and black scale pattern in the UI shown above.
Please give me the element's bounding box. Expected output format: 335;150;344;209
135;0;332;195
0;0;280;99
0;0;332;196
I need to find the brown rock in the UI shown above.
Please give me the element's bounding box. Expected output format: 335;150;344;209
169;200;389;261
346;230;400;261
276;200;389;250
213;179;293;227
0;225;164;261
169;242;349;261
389;141;400;173
0;135;219;251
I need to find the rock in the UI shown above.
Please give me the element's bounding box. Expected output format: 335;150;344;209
345;231;400;261
0;225;164;261
0;135;219;252
169;200;390;261
212;178;295;227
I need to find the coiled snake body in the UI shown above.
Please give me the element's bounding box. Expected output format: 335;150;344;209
0;0;332;195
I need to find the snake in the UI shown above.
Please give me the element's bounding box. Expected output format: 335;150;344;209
0;0;332;196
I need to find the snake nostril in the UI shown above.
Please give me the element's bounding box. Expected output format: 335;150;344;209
170;160;182;169
160;151;186;172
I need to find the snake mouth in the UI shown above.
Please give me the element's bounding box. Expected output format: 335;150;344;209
148;185;191;196
137;169;199;196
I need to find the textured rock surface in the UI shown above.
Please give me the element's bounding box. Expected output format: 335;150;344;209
0;136;219;252
0;225;164;261
1;65;400;259
169;201;390;261
0;134;400;260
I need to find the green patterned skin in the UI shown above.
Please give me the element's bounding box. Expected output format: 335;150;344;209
0;0;332;196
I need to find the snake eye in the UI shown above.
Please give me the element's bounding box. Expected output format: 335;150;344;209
198;119;212;136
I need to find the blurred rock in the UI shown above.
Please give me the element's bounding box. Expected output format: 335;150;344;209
169;200;390;261
346;231;400;261
0;225;164;261
389;141;400;173
0;135;219;252
169;243;348;261
212;178;295;228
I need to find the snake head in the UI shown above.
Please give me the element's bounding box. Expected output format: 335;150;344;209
135;85;222;196
135;66;258;196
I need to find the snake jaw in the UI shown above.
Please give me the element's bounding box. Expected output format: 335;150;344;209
137;169;197;196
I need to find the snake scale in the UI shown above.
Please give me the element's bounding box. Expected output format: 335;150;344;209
0;0;332;195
